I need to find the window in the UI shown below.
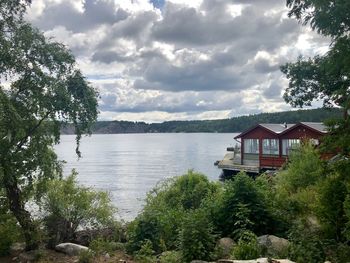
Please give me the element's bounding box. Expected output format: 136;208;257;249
262;139;279;155
282;139;300;155
244;139;259;154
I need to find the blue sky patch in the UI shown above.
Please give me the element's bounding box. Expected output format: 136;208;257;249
150;0;165;9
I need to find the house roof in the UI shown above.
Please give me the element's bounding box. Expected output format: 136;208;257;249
234;122;327;139
300;122;328;133
260;123;295;134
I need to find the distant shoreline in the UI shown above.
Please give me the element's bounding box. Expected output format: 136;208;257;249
61;108;341;135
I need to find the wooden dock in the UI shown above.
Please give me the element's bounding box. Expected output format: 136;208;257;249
218;153;260;174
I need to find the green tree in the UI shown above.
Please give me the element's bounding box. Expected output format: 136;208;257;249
40;173;115;248
0;0;98;250
282;0;350;155
214;172;277;238
127;171;218;254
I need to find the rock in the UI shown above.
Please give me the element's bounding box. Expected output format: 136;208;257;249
217;259;295;263
272;260;295;263
190;261;208;263
55;242;89;256
18;250;38;263
257;235;290;256
217;237;235;258
104;252;110;259
10;242;26;256
219;259;268;263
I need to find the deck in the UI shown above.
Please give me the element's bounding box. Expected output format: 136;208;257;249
217;153;260;174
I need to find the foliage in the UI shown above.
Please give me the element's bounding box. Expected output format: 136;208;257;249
179;209;217;263
214;172;278;238
0;213;22;256
231;231;261;260
288;222;325;263
159;250;182;263
89;238;117;256
274;145;350;262
40;172;115;247
316;172;348;242
127;171;218;254
78;249;94;263
282;0;350;156
275;144;323;221
0;0;98;250
134;239;157;263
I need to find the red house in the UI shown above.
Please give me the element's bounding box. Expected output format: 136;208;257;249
218;122;328;174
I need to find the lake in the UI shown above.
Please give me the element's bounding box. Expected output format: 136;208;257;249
55;133;239;221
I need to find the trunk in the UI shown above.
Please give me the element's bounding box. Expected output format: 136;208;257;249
3;175;39;251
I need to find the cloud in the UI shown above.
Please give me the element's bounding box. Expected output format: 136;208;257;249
26;0;331;121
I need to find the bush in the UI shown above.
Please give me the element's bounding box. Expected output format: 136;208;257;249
134;239;157;263
159;251;182;263
89;238;117;256
0;213;22;256
231;231;261;260
127;171;219;254
214;172;277;237
179;209;217;262
78;249;94;263
40;172;116;247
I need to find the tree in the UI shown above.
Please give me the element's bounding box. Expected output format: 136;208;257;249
281;0;350;155
0;0;98;250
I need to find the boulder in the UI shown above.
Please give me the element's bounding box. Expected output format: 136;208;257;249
218;259;268;263
217;237;235;258
217;259;295;263
55;242;89;256
257;235;290;256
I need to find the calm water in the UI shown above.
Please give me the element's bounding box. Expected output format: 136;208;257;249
55;133;238;221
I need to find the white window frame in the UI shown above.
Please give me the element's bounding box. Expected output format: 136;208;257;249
244;139;259;154
262;139;279;155
282;139;300;155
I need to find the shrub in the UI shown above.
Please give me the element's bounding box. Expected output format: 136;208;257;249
231;231;261;260
214;172;277;237
134;239;157;263
179;209;217;262
159;251;182;263
78;249;94;263
40;172;116;247
0;213;22;256
89;238;117;256
127;171;218;254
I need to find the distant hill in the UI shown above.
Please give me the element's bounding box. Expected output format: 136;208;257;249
61;108;342;134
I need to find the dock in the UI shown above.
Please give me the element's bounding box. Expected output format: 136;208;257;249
217;152;260;174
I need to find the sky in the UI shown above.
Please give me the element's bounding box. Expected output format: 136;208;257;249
26;0;330;123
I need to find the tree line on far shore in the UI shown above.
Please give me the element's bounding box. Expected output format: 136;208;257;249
61;108;342;134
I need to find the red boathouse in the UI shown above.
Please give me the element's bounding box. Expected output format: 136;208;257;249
218;122;328;174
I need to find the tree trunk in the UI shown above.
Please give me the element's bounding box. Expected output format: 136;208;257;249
3;174;39;250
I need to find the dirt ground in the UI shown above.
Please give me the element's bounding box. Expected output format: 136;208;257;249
0;249;135;263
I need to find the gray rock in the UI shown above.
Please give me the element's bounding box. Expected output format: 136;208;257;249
55;242;89;256
190;261;208;263
218;259;295;263
217;237;235;258
257;235;290;256
10;242;26;256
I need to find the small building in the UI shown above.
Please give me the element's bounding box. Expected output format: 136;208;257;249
218;122;327;175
